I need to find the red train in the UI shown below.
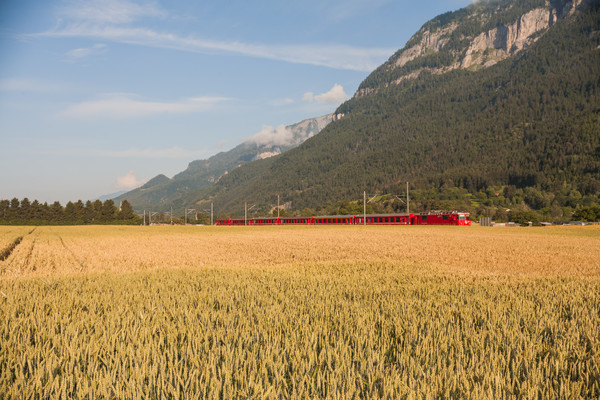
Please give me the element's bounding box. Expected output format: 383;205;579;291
216;212;471;226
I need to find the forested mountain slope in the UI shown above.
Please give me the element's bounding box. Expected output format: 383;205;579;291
201;0;600;219
116;114;332;212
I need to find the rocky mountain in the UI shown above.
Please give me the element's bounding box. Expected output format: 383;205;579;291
116;114;333;211
196;0;600;218
357;0;594;96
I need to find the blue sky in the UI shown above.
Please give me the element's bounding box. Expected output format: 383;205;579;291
0;0;471;203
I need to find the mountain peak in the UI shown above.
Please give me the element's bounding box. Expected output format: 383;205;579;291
140;174;170;189
356;0;593;97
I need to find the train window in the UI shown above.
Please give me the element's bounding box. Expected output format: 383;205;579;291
459;215;465;220
422;215;428;221
368;218;372;223
443;215;449;220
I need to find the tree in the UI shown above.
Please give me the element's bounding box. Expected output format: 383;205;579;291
509;210;540;226
30;200;42;222
50;201;64;223
118;200;135;220
100;200;117;222
83;200;94;224
64;201;77;224
20;198;31;221
572;206;600;222
74;200;85;223
92;200;103;222
9;198;20;220
0;200;10;221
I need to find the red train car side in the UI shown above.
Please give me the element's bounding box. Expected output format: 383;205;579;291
216;212;470;226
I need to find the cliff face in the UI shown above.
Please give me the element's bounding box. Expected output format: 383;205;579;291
457;7;555;70
355;0;591;97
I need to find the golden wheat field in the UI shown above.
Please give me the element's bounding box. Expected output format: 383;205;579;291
1;225;599;399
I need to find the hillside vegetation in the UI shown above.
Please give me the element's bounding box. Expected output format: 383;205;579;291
115;115;332;212
196;0;600;220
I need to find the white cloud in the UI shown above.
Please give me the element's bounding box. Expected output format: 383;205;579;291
249;125;298;147
116;170;146;189
33;1;393;72
65;43;107;61
59;93;229;119
303;84;347;104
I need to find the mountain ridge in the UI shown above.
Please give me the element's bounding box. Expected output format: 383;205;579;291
195;0;600;219
116;114;333;211
356;0;593;97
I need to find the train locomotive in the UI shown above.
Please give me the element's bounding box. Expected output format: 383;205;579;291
216;211;471;226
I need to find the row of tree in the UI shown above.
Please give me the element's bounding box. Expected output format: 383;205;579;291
0;198;140;225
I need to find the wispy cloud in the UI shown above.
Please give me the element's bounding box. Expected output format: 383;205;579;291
59;93;230;119
116;170;146;189
303;84;348;104
34;0;393;71
65;43;108;61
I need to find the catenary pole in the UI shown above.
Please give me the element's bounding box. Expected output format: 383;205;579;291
364;191;366;225
406;182;410;214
